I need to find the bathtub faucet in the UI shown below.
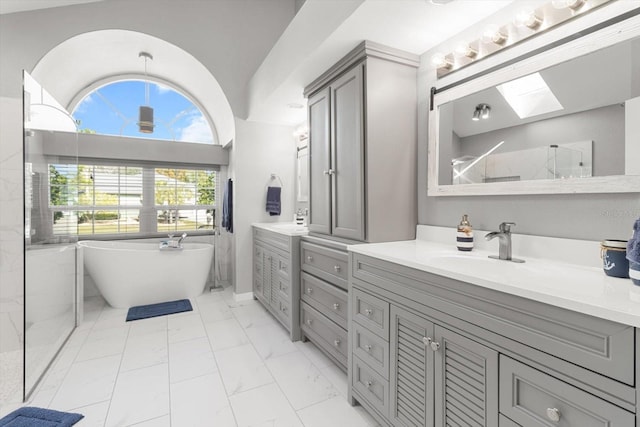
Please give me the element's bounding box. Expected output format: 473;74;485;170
178;232;187;247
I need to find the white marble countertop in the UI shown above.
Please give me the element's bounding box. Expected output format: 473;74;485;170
252;222;309;237
348;232;640;328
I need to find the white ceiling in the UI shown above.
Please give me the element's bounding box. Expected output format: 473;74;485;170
0;0;106;14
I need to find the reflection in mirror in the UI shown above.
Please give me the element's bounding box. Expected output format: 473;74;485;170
23;71;78;400
430;24;640;196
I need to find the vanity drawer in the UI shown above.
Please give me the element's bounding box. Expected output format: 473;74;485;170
352;356;389;418
301;242;348;290
275;296;291;324
275;275;290;300
301;302;347;365
352;288;389;340
499;356;635;427
301;272;348;329
353;322;389;379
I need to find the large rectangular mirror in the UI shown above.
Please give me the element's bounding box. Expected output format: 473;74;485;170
428;17;640;196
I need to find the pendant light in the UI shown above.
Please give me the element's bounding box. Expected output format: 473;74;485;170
138;52;154;133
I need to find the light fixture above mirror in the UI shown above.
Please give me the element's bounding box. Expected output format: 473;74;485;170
434;0;614;79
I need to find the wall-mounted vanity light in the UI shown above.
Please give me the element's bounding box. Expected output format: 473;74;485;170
433;0;613;79
472;104;491;121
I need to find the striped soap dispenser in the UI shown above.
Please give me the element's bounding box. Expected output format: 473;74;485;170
457;214;474;252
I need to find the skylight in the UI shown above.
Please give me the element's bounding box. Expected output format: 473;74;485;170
496;72;563;119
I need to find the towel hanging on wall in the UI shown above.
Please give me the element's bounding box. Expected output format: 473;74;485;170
266;186;281;216
222;178;233;233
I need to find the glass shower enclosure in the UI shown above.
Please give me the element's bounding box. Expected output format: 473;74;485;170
23;71;79;400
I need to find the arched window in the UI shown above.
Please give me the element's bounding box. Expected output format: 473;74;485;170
46;80;219;237
72;80;216;144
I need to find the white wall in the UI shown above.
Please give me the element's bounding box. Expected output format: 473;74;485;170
232;119;296;296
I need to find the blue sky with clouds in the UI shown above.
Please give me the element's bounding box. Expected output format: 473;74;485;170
72;80;214;144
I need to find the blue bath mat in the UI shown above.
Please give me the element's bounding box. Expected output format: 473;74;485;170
0;406;83;426
126;299;193;321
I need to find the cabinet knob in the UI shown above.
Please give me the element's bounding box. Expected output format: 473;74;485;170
282;306;288;313
365;380;373;388
364;309;373;316
546;408;561;422
332;303;340;310
333;339;341;346
324;169;335;176
334;265;341;272
307;255;313;262
430;341;441;352
267;256;272;261
307;288;313;294
364;344;372;352
423;337;432;346
306;319;313;325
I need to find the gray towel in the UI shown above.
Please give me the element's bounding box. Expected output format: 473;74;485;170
627;218;640;263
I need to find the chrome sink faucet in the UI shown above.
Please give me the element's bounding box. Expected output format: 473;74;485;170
485;222;525;263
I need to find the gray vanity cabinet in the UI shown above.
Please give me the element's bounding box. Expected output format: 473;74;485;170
252;227;301;341
348;251;637;427
304;41;419;243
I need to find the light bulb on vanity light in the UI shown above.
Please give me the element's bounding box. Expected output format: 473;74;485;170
515;9;543;29
482;25;508;45
551;0;585;10
455;42;478;59
431;52;453;69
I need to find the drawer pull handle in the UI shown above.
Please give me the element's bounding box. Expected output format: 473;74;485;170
307;255;313;262
332;303;340;310
307;288;313;294
364;344;372;352
306;319;313;325
334;265;341;272
365;380;373;388
364;309;373;316
546;408;561;422
430;341;440;352
333;339;341;346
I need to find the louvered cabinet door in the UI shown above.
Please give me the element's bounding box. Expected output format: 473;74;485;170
433;325;498;427
390;306;434;427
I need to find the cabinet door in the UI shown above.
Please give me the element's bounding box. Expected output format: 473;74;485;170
330;64;365;241
389;305;434;427
262;249;273;305
433;325;498;427
307;87;331;235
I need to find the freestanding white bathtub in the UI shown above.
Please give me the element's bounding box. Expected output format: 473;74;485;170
78;240;214;308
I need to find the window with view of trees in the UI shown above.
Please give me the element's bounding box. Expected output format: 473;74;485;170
49;163;216;236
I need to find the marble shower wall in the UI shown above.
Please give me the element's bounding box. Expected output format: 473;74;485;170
0;96;25;404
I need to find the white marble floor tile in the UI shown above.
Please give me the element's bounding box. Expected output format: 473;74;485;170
72;400;110;427
230;300;272;328
49;355;121;411
198;299;234;324
168;336;217;384
75;324;129;363
266;351;339;410
244;320;298;361
128;316;168;338
105;363;170;427
320;363;348;398
171;373;236;427
91;307;128;331
167;313;206;344
294;340;334;370
229;383;303;427
296;396;379;427
215;344;274;396
128;415;171;426
120;331;168;373
205;317;249;351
